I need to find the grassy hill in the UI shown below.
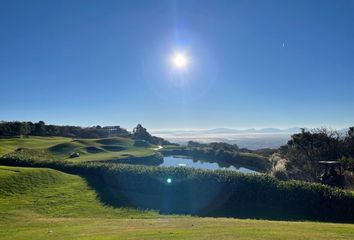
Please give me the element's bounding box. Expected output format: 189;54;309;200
0;136;158;163
0;136;72;156
0;166;158;219
1;165;354;240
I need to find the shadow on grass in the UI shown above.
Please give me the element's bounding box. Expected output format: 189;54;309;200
82;172;354;223
1;157;354;223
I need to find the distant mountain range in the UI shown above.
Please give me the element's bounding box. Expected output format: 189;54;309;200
150;128;303;149
151;127;350;150
202;127;302;134
152;127;302;135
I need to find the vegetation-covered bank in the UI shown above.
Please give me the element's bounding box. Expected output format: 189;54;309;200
1;156;353;223
97;152;164;165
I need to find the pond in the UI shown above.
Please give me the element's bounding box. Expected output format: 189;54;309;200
159;156;258;174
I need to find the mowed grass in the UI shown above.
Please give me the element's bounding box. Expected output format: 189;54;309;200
0;136;157;163
0;166;158;219
0;166;354;240
0;136;72;156
1;217;354;240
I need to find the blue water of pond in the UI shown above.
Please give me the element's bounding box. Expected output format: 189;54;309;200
160;156;258;174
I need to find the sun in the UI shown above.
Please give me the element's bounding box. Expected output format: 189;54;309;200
171;52;188;68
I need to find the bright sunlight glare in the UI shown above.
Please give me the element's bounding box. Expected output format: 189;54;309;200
171;53;188;68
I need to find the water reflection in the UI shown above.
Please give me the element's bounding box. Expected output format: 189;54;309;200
160;156;258;174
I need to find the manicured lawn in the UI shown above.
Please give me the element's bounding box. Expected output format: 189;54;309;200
0;136;72;156
1;215;354;240
0;136;157;163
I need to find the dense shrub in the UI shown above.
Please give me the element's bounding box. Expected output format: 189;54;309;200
132;124;170;145
97;152;164;166
280;127;354;181
133;140;152;147
1;155;353;222
272;169;289;181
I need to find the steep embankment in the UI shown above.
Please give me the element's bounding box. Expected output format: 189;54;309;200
0;166;158;219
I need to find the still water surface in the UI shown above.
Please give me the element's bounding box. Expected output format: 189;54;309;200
160;156;258;174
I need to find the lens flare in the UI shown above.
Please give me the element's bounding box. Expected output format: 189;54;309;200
166;178;172;183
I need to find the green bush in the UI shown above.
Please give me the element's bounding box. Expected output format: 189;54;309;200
272;169;289;181
133;140;151;147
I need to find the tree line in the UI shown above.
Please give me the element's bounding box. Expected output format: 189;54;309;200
0;121;171;145
0;121;130;139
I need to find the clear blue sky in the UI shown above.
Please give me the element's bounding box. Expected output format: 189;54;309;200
1;0;354;130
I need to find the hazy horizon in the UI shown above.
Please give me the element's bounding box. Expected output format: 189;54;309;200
1;119;352;132
1;118;352;132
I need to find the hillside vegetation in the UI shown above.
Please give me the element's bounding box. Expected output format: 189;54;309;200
1;165;354;240
2;155;354;222
0;121;170;145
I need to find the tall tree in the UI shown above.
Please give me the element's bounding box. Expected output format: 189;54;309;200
33;121;46;136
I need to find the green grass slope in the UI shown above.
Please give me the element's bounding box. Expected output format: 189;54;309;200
0;166;157;219
0;136;72;156
0;136;158;163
